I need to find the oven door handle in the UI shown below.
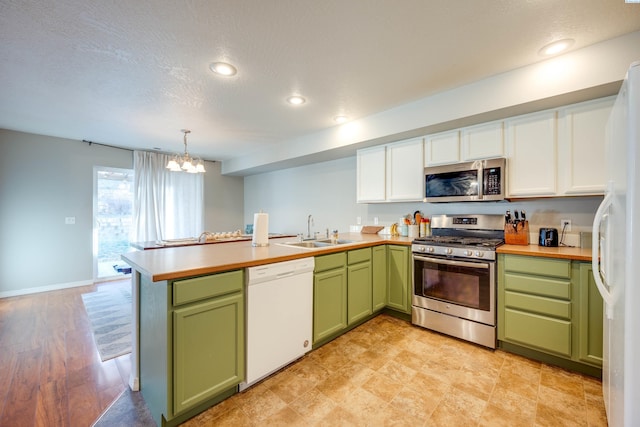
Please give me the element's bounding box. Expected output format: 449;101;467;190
413;255;490;270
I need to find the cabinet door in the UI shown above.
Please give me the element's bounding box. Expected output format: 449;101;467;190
356;146;386;202
173;292;244;414
372;246;387;312
557;97;614;196
577;263;603;366
313;268;347;344
387;245;411;314
506;110;558;197
424;130;460;166
504;309;572;357
387;138;424;201
461;121;504;161
347;262;372;325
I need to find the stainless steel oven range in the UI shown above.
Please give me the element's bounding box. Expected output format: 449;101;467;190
411;214;504;348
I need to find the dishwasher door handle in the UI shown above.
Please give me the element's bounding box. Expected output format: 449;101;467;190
276;271;296;279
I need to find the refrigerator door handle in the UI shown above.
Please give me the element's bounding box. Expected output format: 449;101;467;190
592;190;614;319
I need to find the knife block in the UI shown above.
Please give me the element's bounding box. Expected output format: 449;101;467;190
504;221;530;245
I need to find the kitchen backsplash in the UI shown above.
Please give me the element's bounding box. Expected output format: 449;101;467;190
244;156;603;247
354;197;601;248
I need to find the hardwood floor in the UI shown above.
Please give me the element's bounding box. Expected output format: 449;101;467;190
0;279;132;427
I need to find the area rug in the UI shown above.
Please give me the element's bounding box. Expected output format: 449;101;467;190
92;388;156;427
82;283;132;361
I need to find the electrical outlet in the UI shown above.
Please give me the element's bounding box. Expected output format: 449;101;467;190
65;216;76;225
560;219;572;232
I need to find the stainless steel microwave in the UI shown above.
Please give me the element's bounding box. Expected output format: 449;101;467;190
424;158;506;202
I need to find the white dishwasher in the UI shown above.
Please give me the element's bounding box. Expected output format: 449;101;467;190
239;257;315;390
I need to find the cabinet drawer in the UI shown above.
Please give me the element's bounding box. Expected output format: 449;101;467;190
504;255;571;278
504;291;571;320
315;252;347;273
504;309;571;357
173;270;243;306
504;273;571;299
348;247;371;265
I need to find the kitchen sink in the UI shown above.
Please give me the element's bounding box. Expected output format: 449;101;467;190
277;238;354;249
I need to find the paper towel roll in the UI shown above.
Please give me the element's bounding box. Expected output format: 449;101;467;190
251;212;269;247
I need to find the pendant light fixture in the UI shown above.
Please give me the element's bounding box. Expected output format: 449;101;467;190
166;129;206;173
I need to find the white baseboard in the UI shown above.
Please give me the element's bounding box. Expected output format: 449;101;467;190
0;279;94;299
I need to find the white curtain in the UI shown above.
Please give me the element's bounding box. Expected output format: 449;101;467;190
132;150;204;242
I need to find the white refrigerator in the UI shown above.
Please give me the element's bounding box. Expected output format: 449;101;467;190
592;60;640;427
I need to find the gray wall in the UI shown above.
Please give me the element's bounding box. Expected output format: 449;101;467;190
244;157;359;237
244;156;602;243
0;129;244;296
0;129;132;294
203;160;244;233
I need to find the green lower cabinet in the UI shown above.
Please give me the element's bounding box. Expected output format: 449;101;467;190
372;245;387;312
139;269;245;427
347;248;372;325
576;262;603;367
173;292;244;414
314;247;384;346
387;245;411;314
499;254;572;357
313;253;348;345
498;254;603;373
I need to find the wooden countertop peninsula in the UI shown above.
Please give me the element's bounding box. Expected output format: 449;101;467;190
497;244;593;262
122;233;413;282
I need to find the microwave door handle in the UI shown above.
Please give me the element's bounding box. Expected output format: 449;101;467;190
413;255;489;270
592;190;614;319
477;162;484;200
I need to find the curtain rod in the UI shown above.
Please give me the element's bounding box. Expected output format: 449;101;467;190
82;139;132;152
81;139;217;163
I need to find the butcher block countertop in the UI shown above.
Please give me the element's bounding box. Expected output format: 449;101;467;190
497;244;593;262
121;233;413;282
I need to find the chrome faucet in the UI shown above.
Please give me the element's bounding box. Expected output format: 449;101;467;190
307;214;314;239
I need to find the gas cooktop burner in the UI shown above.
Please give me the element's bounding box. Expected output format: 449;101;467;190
411;214;505;260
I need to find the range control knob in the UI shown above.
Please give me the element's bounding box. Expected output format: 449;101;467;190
445;248;453;255
463;250;473;256
427;247;435;253
417;246;426;253
475;251;484;257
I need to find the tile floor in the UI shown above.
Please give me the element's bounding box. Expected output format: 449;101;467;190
180;314;608;426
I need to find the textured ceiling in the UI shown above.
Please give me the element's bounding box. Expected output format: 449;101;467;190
1;0;639;162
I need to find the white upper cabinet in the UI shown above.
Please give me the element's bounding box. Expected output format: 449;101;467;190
356;145;386;202
424;121;504;166
557;97;614;196
505;110;558;197
356;138;424;203
424;130;460;166
357;96;612;202
387;138;424;201
461;121;504;161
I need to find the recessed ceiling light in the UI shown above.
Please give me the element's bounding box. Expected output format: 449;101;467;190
209;62;237;76
287;95;306;105
538;39;575;56
333;115;348;123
